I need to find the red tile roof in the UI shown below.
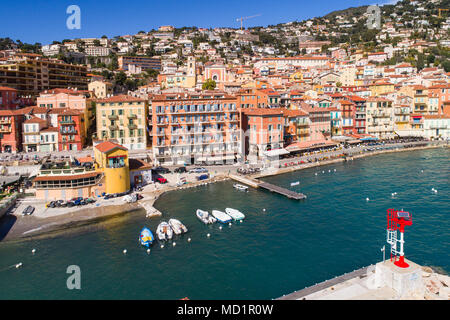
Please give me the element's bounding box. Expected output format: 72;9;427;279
95;141;128;153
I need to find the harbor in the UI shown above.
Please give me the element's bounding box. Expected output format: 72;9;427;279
0;148;447;299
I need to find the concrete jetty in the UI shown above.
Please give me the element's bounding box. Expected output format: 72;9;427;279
229;174;307;200
258;181;307;200
277;259;450;300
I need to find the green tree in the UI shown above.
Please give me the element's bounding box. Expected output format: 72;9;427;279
202;79;216;90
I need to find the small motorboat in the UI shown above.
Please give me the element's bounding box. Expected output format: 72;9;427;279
225;208;245;221
139;227;154;247
211;210;232;224
169;219;188;235
196;209;217;224
233;184;248;191
156;221;173;241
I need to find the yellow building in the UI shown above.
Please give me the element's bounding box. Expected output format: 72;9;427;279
369;80;395;96
94;141;130;194
88;80;113;98
96;95;148;151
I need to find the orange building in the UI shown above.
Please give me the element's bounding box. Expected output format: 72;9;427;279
240;108;285;159
150;91;240;165
0;110;24;153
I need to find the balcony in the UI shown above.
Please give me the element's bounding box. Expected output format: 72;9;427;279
60;129;78;135
127;114;137;119
0;119;12;124
60;119;75;125
127;124;137;129
0;127;12;133
109;125;119;130
108;115;119;120
429;124;448;129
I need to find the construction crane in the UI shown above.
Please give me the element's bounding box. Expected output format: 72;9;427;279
438;8;449;18
236;14;261;30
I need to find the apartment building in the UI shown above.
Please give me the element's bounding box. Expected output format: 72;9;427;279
0;110;24;153
0;86;19;110
96;95;148;151
366;97;394;139
85;47;111;57
88;80;113;99
118;56;161;71
36;88;94;138
22;116;48;152
57;109;85;151
241;108;284;160
0;53;88;96
150;91;240;165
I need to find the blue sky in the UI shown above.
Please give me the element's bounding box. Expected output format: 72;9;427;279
0;0;397;44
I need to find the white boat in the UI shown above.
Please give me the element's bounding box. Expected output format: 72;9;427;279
225;208;245;221
196;209;217;224
233;184;248;191
168;218;188;235
156;221;173;241
211;210;232;224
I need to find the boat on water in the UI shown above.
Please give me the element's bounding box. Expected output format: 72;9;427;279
233;184;249;191
211;210;232;224
139;227;154;247
196;209;217;224
169;219;188;235
225;208;245;221
156;221;173;241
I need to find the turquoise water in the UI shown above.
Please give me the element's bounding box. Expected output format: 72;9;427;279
0;148;448;299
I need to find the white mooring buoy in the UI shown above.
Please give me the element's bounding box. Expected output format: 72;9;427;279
219;226;222;230
187;238;191;242
207;233;211;238
366;198;370;201
31;249;36;254
15;263;23;269
123;249;127;254
147;249;151;254
173;242;176;247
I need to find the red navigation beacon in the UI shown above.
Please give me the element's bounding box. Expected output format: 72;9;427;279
387;209;413;268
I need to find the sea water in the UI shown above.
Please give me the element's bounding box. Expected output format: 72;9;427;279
0;148;448;299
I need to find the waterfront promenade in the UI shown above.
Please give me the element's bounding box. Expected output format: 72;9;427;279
0;140;447;242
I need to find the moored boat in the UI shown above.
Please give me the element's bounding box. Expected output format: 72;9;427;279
139;227;154;247
225;208;245;221
169;219;188;235
156;221;173;241
211;210;232;224
233;184;248;191
196;209;217;224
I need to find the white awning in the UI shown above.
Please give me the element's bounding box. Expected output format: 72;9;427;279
332;135;352;142
263;148;290;157
395;130;424;137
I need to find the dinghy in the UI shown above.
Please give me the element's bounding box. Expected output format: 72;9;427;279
139;227;154;247
225;208;245;221
196;209;217;224
169;219;188;235
233;184;248;191
211;210;232;224
156;221;173;241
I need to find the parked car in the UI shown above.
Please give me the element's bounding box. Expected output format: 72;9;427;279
189;167;208;173
154;166;171;174
22;206;35;216
196;174;209;181
174;166;187;173
156;177;168;184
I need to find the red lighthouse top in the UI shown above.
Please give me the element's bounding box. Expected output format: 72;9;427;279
387;209;413;268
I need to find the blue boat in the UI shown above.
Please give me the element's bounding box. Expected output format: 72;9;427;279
139;227;154;247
